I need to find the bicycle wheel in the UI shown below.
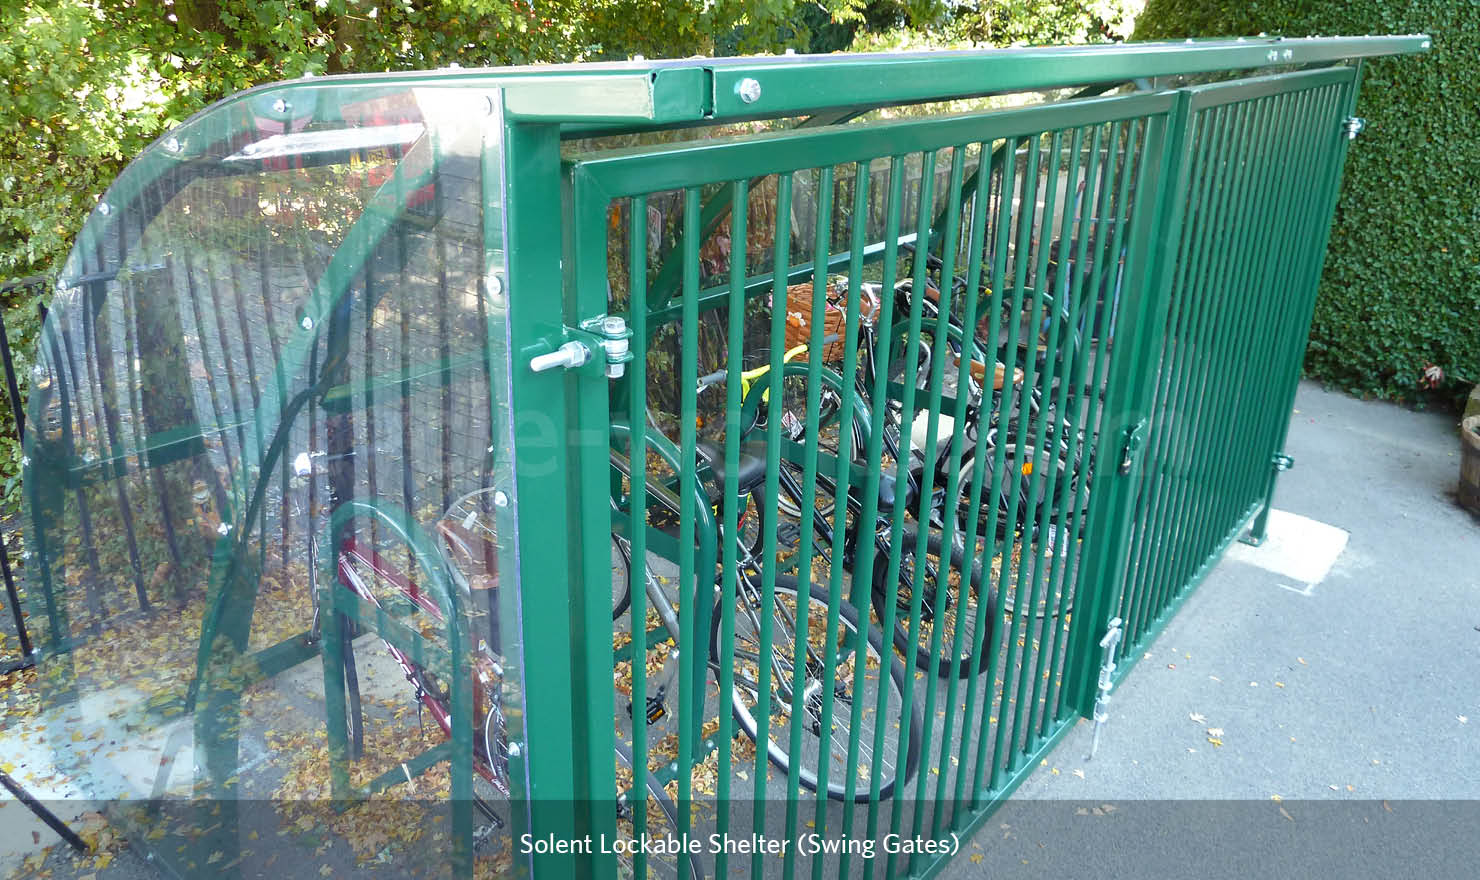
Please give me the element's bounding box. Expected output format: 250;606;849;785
613;740;705;880
869;527;995;679
714;574;922;802
336;500;508;790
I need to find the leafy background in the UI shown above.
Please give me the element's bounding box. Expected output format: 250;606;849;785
1137;0;1477;405
0;0;1139;521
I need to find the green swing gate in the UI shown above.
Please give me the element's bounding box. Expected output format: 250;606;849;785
19;36;1425;879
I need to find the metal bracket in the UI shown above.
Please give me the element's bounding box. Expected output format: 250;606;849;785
1118;420;1148;475
526;314;633;378
1342;116;1366;140
1088;616;1123;760
1272;453;1294;472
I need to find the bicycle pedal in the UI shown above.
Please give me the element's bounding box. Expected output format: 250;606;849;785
776;522;802;549
628;685;668;724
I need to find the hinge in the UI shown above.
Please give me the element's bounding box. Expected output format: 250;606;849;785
526;315;634;378
1342;116;1366;140
1117;420;1148;475
1087;617;1123;760
1272;453;1294;472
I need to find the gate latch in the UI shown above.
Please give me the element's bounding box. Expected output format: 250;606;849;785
1088;616;1123;760
1342;117;1366;140
1117;420;1148;475
527;315;634;378
1272;453;1295;472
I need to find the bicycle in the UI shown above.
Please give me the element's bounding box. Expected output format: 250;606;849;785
332;488;705;879
608;425;923;803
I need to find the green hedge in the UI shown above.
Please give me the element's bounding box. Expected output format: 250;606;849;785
1137;1;1479;403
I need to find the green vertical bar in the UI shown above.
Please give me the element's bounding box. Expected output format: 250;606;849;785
1136;100;1242;638
627;193;651;880
715;180;746;880
1232;89;1308;538
676;185;701;838
1191;92;1289;563
1059;98;1177;719
958;136;1027;812
1006;127;1070;771
881;148;939;880
1036;121;1108;733
985;129;1051;794
750;171;794;880
857;158;907;880
780;165;832;880
1249;72;1357;543
502;118;583;877
904;147;967;866
930;142;995;840
830;160;873;880
846;158;905;880
1175;92;1281;595
1225;88;1311;536
1170;92;1276;604
1120;105;1220;648
1022;125;1087;748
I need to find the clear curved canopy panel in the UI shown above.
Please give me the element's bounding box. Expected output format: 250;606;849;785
23;77;522;873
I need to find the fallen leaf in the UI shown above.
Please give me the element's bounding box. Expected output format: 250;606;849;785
1189;713;1207;723
1207;727;1224;737
1207;737;1223;747
1297;657;1307;665
970;854;984;864
1072;769;1085;779
1279;807;1294;822
1275;682;1285;688
1459;716;1468;724
1270;795;1283;802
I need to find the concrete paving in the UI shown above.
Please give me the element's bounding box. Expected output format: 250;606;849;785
941;380;1480;879
5;381;1477;879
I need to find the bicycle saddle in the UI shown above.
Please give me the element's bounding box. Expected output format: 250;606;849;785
696;440;769;494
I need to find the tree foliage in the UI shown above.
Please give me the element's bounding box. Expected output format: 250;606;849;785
1137;0;1477;403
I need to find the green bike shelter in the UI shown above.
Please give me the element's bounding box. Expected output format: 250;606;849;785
22;36;1427;878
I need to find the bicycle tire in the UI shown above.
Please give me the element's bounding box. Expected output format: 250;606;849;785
711;574;922;802
613;740;705;880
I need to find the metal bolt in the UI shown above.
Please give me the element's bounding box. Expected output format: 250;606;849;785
493;490;509;508
1282;49;1294;61
97;202;110;216
301;315;314;330
736;78;762;104
163;136;181;154
1267;50;1279;62
488;274;503;296
19;456;28;467
1421;40;1431;49
271;98;290;114
507;742;521;758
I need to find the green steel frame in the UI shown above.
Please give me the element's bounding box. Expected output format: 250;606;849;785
23;34;1428;880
